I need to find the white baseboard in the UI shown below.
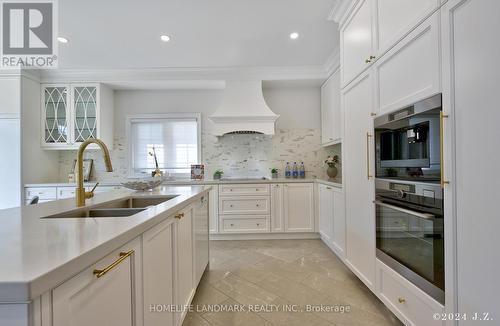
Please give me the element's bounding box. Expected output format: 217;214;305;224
319;234;345;260
209;232;320;241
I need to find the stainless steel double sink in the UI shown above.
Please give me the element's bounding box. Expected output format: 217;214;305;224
42;196;179;219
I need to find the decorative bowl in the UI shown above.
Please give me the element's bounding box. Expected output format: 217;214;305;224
121;177;163;191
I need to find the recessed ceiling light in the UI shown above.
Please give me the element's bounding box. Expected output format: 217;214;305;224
160;35;171;42
290;32;299;40
57;37;68;43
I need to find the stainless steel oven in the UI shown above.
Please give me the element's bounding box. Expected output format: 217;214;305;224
375;179;444;304
375;94;442;182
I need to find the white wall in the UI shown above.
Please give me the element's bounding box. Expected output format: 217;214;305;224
58;85;341;181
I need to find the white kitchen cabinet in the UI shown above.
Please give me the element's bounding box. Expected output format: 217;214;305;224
41;83;114;150
340;0;376;87
283;183;314;232
174;207;194;324
318;184;334;243
270;183;284;232
318;184;346;258
376;260;444;326
342;70;376;289
143;219;174;326
376;0;438;55
193;195;209;285
52;237;142;326
219;196;270;215
332;188;345;257
321;70;342;146
375;12;441;114
441;0;500;320
209;185;219;234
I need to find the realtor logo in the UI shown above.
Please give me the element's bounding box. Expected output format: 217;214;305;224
0;0;58;68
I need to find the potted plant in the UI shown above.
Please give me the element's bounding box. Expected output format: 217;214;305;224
271;168;279;179
213;169;224;180
324;155;339;179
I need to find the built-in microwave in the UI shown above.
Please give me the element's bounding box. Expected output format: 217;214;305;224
374;94;442;182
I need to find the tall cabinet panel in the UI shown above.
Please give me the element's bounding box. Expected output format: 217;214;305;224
342;71;376;289
442;0;500;321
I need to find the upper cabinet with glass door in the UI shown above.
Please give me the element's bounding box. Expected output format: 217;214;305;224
41;83;114;150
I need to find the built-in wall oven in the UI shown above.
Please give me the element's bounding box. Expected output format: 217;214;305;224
374;94;445;304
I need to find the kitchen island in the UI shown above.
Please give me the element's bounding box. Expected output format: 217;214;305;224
0;185;211;326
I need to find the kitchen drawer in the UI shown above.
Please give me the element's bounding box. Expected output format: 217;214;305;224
57;187;76;199
376;260;444;326
221;217;270;233
219;196;270;215
219;184;270;196
93;185;122;193
25;187;57;200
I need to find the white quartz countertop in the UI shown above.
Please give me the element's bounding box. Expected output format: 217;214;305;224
0;185;210;302
24;178;342;189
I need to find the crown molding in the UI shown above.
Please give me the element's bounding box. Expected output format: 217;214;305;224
323;47;340;77
39;65;329;87
327;0;354;24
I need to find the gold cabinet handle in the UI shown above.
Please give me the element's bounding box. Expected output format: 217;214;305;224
398;297;406;304
440;112;450;188
174;212;184;219
366;132;373;179
365;58;371;64
369;55;376;60
93;250;134;278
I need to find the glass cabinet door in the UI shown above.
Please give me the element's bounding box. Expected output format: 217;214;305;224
43;86;69;144
73;86;98;143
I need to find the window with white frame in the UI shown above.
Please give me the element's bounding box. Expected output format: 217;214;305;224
128;114;201;177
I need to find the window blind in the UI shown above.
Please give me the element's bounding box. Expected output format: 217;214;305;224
130;118;199;175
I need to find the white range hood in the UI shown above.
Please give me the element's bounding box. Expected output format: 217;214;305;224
210;80;279;136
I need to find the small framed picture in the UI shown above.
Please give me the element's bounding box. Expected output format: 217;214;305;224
73;159;94;182
191;164;205;180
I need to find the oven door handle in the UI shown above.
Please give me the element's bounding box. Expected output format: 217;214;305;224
374;200;435;220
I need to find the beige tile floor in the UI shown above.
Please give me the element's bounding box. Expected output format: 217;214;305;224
183;240;403;326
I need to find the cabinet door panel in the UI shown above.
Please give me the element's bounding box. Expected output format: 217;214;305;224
343;72;376;288
376;13;440;114
72;85;99;143
52;238;141;326
42;86;69;145
377;0;437;54
270;184;284;232
442;0;500;318
341;0;374;86
321;71;342;145
318;185;334;242
332;190;346;256
143;220;174;326
283;183;314;232
175;207;194;323
209;186;219;234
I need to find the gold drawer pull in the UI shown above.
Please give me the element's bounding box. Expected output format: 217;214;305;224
175;213;184;219
93;250;134;278
230;223;234;226
398;297;406;304
256;204;259;207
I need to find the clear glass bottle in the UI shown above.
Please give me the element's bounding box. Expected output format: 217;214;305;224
292;162;299;178
284;162;291;178
299;162;305;178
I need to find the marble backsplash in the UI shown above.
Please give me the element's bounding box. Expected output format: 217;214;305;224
58;129;341;183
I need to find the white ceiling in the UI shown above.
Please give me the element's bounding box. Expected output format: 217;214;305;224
57;0;339;70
